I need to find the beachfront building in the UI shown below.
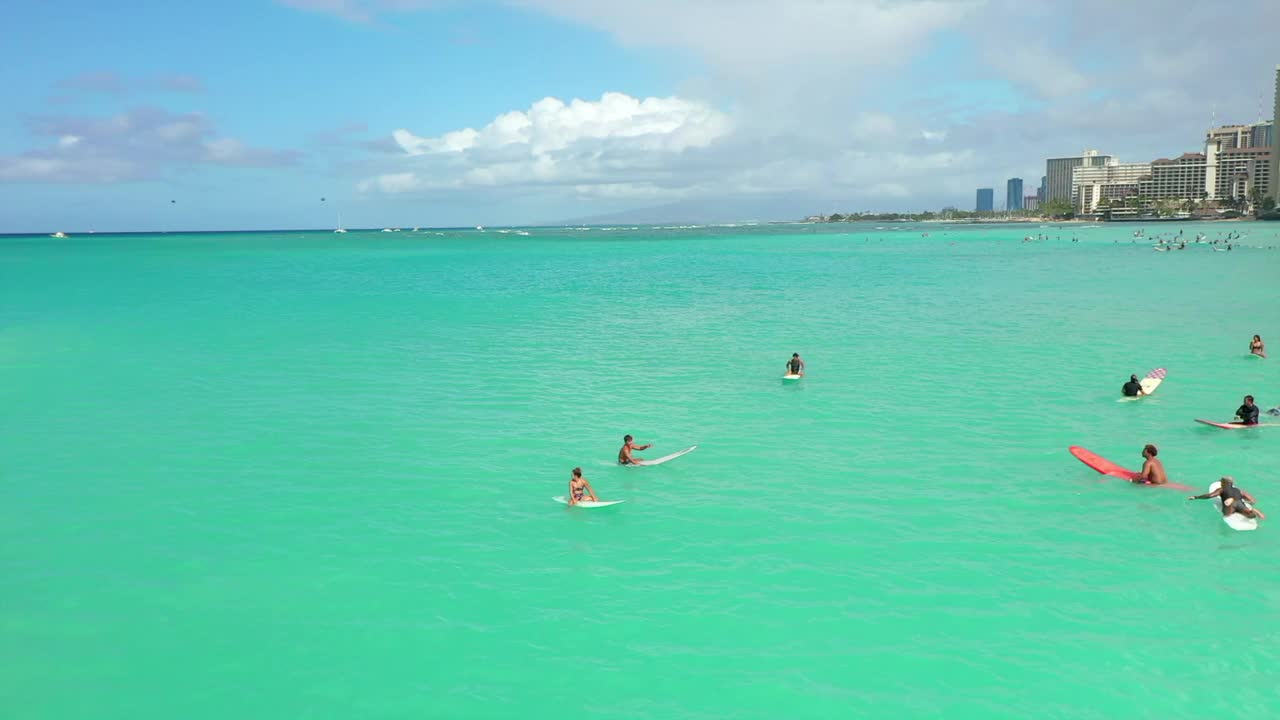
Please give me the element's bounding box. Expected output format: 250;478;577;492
1023;195;1039;211
1006;178;1023;210
1138;153;1207;201
1045;150;1112;203
1070;160;1151;213
1252;120;1274;150
1271;65;1280;206
1038;176;1046;204
1206;121;1273;150
976;188;994;212
1207;140;1272;207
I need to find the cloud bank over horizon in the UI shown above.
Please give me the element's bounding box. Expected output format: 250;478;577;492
294;0;1280;217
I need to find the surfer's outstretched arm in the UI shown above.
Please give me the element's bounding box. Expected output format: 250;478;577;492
1189;489;1222;501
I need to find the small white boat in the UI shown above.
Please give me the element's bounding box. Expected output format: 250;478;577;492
334;228;347;234
50;231;68;238
381;228;393;233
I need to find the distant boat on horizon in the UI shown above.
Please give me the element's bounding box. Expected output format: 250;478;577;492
50;231;68;238
334;212;347;233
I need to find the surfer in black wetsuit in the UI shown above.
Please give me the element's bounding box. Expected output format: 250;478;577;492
1234;396;1260;426
786;353;805;377
1122;375;1144;397
618;435;652;465
1189;476;1265;520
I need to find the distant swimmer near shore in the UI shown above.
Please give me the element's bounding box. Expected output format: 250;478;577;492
785;353;805;377
1250;335;1266;358
618;434;652;465
1134;444;1167;485
1235;395;1260;426
1189;476;1265;521
1122;374;1145;397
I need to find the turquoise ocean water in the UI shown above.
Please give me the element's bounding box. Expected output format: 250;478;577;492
3;222;1280;718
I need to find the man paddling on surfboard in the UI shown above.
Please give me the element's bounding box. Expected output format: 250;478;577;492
1134;444;1168;485
1122;375;1145;397
1189;477;1265;520
618;435;653;465
567;467;599;506
1234;396;1260;426
785;353;805;377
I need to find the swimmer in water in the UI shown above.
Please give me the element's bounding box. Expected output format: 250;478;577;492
1250;335;1265;358
1189;476;1265;520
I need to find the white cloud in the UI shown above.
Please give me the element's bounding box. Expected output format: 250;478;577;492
361;92;733;193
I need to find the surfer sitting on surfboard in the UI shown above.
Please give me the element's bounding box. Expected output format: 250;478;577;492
1250;335;1266;358
1234;396;1260;426
1122;375;1145;397
1135;444;1167;485
785;353;805;377
618;435;652;465
1189;477;1265;520
567;468;598;506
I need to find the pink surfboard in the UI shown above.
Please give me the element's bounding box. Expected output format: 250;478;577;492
1067;446;1192;491
1194;419;1270;430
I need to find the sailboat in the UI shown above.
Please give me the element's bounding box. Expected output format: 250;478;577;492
334;212;347;234
50;231;68;238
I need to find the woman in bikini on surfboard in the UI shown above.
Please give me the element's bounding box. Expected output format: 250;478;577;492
1250;335;1265;358
567;468;598;506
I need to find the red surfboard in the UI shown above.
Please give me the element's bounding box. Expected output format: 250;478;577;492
1068;446;1193;490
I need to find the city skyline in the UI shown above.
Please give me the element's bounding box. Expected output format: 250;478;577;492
2;3;1279;231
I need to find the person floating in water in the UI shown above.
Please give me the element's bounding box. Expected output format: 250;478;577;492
567;467;598;506
1121;374;1145;397
1134;444;1167;485
618;435;652;465
1250;335;1266;358
786;353;805;377
1189;477;1265;520
1235;395;1260;426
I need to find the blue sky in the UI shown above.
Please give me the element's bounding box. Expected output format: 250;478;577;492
1;0;1277;231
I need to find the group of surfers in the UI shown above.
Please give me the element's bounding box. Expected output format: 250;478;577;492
565;434;655;505
1118;335;1269;522
567;353;807;506
1133;444;1264;521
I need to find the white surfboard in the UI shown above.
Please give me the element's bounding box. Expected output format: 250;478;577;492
630;445;697;466
1208;481;1258;531
782;374;802;381
553;496;625;508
